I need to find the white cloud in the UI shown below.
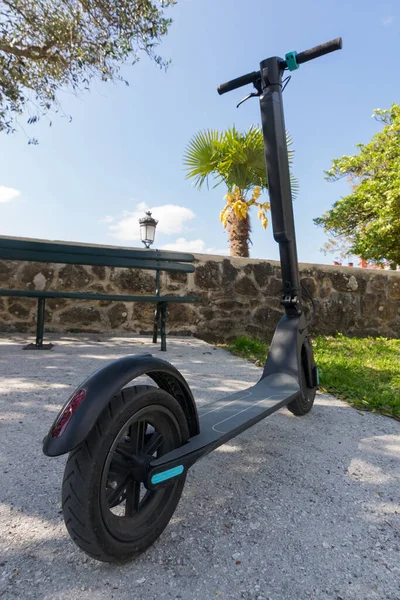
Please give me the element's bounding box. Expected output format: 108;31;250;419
382;16;395;25
161;237;229;255
161;238;206;252
99;215;114;224
209;248;230;256
108;202;195;242
0;186;20;204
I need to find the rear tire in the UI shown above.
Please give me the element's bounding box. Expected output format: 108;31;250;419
61;385;189;563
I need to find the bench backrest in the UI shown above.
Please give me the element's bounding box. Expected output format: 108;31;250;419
0;237;195;273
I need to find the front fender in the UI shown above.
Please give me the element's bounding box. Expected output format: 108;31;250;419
43;354;199;457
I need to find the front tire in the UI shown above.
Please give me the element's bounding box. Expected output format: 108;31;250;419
286;343;317;416
61;385;189;563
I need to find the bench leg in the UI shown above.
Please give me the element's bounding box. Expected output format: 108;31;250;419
160;303;167;352
153;269;161;344
23;298;53;350
152;305;160;344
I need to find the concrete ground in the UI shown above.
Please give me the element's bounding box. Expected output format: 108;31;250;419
0;333;399;600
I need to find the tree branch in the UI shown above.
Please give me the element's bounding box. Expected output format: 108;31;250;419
0;39;57;61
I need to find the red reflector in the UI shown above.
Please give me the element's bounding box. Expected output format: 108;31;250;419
51;389;86;438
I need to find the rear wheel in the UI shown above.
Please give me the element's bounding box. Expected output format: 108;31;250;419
61;385;188;563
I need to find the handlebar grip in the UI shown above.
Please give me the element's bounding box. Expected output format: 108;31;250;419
296;37;342;65
217;71;259;95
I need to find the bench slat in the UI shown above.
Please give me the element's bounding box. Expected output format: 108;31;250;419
0;237;195;263
0;248;195;273
0;289;199;303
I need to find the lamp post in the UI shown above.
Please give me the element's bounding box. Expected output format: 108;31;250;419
139;211;158;249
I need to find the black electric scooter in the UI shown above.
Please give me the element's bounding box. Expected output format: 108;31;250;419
43;38;342;563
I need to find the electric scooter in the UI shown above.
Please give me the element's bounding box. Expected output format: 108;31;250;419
43;38;342;563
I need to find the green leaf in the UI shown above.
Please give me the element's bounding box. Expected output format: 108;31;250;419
315;103;400;266
0;0;176;139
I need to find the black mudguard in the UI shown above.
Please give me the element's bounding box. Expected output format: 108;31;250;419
42;354;199;457
262;313;317;392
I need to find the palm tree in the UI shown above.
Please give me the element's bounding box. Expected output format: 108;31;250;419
183;125;296;257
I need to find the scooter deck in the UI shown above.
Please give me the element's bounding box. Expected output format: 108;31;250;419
150;372;300;473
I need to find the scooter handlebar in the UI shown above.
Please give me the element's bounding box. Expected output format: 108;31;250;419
294;37;342;66
217;37;342;95
217;71;259;95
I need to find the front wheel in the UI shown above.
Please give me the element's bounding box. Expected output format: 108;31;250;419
61;385;189;563
286;342;317;416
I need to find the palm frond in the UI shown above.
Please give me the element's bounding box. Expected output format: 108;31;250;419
183;129;222;189
284;131;298;198
184;125;299;198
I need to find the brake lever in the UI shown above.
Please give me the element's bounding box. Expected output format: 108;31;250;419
236;77;262;108
236;91;260;108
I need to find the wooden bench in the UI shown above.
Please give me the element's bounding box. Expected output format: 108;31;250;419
0;237;198;351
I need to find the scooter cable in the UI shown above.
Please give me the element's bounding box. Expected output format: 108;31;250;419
300;280;316;330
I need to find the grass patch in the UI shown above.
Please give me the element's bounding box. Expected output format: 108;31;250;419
227;334;400;420
228;336;268;365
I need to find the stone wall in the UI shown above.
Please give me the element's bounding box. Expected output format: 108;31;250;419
0;251;399;341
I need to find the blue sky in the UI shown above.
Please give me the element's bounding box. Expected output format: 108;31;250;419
0;0;398;264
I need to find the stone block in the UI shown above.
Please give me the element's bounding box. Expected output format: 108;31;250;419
265;277;282;297
91;265;106;280
252;305;283;331
313;293;360;334
167;303;198;325
300;276;318;297
389;278;400;300
317;276;333;299
367;273;388;294
233;276;258;296
245;262;273;288
198;307;215;320
47;298;68;310
108;303;128;328
221;259;239;288
0;261;14;285
59;305;101;327
19;263;54;290
132;302;155;325
203;318;238;340
58;265;91;290
112;269;155;294
361;293;394;318
194;262;221;290
167;271;188;284
329;270;356;293
214;298;248;311
7;300;32;320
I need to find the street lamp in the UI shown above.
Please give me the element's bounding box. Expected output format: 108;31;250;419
139;211;158;249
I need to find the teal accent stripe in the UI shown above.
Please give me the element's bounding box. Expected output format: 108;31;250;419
285;51;299;71
151;465;184;485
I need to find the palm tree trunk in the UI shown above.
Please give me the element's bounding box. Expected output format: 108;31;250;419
228;212;251;257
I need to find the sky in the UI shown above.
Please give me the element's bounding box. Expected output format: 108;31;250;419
1;0;399;265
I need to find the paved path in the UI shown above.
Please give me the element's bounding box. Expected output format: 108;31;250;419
0;334;399;600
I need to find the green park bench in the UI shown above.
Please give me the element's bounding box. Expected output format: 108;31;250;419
0;237;198;351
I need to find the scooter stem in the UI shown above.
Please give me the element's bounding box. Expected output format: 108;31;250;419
259;57;301;314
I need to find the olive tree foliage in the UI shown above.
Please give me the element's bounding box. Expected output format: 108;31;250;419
0;0;175;138
315;104;400;268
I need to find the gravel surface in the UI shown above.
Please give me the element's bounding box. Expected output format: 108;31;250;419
0;333;399;600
